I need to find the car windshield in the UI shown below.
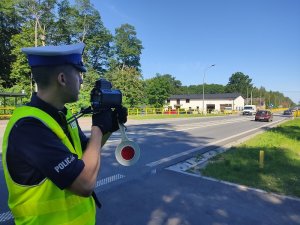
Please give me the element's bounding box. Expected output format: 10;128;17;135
256;111;267;115
244;107;253;110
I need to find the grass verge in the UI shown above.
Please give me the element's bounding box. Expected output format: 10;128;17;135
199;118;300;198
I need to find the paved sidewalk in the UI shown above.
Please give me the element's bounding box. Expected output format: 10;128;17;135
96;169;300;225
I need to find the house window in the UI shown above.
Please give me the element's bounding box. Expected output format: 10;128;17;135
167;99;170;103
177;99;180;104
186;99;190;103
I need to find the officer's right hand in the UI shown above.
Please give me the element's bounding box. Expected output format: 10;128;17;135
111;106;128;132
92;109;113;135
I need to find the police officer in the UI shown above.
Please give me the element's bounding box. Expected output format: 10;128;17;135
2;43;127;224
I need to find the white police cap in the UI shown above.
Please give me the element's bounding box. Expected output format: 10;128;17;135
22;43;87;72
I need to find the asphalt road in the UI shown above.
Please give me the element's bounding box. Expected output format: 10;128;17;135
0;113;296;224
93;114;288;192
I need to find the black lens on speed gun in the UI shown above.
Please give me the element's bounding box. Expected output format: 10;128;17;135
90;79;122;112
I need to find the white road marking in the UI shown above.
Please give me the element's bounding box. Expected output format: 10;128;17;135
95;174;126;188
0;174;126;223
0;211;13;223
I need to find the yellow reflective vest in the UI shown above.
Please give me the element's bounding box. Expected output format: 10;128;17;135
2;106;96;225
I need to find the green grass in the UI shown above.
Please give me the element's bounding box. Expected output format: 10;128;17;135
200;118;300;197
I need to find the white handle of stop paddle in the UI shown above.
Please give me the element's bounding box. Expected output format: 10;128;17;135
118;122;129;142
114;122;140;166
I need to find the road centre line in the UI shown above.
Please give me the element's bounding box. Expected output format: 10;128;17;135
176;117;249;126
146;118;286;167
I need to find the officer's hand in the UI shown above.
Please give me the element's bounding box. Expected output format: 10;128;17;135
111;106;128;132
92;109;113;135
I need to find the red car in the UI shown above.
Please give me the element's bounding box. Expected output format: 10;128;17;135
255;110;273;122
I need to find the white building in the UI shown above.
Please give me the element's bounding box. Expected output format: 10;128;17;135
167;93;244;112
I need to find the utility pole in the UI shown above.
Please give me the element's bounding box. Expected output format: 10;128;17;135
202;64;215;114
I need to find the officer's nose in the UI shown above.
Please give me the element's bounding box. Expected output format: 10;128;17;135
79;73;83;84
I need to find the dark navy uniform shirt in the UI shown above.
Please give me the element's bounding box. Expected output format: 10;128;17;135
6;94;89;189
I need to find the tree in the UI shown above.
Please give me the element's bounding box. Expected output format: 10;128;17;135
9;25;36;97
83;15;112;73
50;0;77;44
180;85;201;94
7;0;112;95
148;74;182;95
105;67;145;107
179;84;225;95
205;84;226;94
144;74;177;107
8;0;57;96
16;0;57;46
52;0;113;72
71;0;112;72
225;72;253;97
0;0;22;88
112;24;143;70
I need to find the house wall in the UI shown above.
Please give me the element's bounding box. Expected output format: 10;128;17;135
168;96;244;111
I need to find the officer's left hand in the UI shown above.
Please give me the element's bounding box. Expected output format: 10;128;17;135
111;106;128;132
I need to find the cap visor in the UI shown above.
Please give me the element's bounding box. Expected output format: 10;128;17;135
73;65;87;72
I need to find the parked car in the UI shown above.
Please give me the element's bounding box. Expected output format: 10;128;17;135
255;110;273;122
283;109;292;115
291;106;300;112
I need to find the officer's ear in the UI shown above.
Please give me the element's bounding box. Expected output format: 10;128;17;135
57;72;67;86
55;65;73;87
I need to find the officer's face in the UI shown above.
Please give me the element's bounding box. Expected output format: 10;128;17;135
63;66;83;103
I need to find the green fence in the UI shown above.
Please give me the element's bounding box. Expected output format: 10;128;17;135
0;107;16;119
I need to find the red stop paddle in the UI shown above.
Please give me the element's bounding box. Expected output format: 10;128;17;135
115;123;140;166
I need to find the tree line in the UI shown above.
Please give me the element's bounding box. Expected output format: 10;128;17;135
0;0;294;110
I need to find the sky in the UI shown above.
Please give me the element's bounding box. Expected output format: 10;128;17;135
91;0;300;104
